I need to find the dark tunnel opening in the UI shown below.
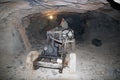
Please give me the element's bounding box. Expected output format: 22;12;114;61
24;12;86;50
56;12;86;40
22;11;120;50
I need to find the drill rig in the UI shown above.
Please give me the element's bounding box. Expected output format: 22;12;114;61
33;19;76;73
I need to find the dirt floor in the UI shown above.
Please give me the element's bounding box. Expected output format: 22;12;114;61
0;26;120;80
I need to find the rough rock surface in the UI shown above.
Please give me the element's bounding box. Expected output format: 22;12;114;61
0;0;120;80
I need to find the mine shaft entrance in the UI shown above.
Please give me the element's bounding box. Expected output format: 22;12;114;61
23;12;86;50
22;11;120;50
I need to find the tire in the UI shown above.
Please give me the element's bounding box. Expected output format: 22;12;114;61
59;69;63;73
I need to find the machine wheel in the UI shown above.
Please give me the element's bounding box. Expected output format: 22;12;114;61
69;53;76;73
59;69;63;73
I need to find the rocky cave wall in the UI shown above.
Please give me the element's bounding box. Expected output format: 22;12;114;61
84;11;120;43
0;0;120;54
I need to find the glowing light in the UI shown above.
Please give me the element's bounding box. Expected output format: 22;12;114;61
49;15;54;20
43;10;58;20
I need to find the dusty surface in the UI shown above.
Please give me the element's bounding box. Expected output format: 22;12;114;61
0;37;120;80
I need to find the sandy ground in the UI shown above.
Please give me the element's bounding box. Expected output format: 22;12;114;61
0;36;120;80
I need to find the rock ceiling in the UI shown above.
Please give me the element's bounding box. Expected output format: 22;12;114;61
0;0;119;20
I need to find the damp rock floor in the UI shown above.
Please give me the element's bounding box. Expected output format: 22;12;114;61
0;39;120;80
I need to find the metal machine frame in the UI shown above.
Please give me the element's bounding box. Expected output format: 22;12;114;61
33;28;75;73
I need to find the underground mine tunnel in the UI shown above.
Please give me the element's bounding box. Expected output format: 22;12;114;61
0;0;120;80
23;12;86;50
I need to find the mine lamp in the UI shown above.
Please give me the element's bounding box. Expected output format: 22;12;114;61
49;15;54;20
